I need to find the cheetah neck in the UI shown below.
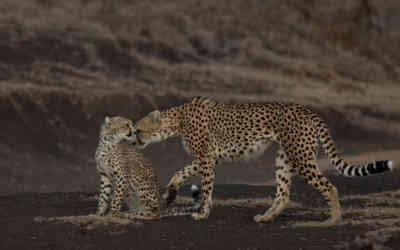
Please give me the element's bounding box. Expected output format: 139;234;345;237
159;106;184;138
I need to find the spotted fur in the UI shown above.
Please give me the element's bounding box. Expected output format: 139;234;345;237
134;97;393;224
95;116;199;220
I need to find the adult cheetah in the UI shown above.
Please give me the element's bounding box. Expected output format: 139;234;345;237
95;116;200;220
133;97;393;225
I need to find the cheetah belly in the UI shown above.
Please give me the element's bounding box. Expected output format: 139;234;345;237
218;139;272;162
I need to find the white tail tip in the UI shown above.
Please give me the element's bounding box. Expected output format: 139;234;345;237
191;184;199;192
388;160;394;171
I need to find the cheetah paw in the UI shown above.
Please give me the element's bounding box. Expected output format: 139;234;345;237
96;210;107;216
254;214;274;223
191;212;208;220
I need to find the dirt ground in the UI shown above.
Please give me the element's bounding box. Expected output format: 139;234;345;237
2;171;400;250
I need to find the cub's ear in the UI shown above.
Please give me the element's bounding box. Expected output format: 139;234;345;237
149;110;161;124
105;116;111;123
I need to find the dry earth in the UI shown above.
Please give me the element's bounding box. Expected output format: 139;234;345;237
3;171;400;250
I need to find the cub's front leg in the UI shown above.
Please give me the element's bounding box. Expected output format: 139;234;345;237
109;171;126;216
96;173;113;216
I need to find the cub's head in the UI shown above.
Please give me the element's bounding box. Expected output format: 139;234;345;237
134;110;165;149
100;116;137;144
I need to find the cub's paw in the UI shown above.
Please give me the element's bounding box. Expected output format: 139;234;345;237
162;187;178;205
253;214;274;223
191;212;208;221
191;184;201;204
96;209;107;217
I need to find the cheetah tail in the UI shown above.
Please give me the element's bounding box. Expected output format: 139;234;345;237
161;204;200;217
314;117;393;177
160;185;201;218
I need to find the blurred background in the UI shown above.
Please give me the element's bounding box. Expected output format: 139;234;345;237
0;0;399;195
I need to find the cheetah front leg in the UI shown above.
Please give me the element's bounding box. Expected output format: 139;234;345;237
191;158;216;220
163;160;202;205
109;171;126;217
254;149;293;223
96;173;113;216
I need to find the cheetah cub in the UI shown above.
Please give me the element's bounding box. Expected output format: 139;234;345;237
95;116;200;219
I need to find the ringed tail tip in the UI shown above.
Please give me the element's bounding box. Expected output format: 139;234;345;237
191;184;199;192
190;184;201;204
388;160;394;171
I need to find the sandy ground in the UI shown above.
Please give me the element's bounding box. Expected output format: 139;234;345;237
2;171;400;250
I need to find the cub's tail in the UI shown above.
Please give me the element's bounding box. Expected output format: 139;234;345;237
313;116;393;177
161;185;201;217
190;184;201;203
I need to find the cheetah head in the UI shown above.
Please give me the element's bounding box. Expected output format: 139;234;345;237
100;116;137;144
134;110;165;149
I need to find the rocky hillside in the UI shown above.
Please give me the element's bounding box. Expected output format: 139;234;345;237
1;0;399;195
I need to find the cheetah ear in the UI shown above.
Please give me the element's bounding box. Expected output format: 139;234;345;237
105;116;111;123
149;110;161;124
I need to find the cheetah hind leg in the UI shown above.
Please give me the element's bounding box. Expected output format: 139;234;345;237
291;186;342;228
254;149;293;223
293;162;342;227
